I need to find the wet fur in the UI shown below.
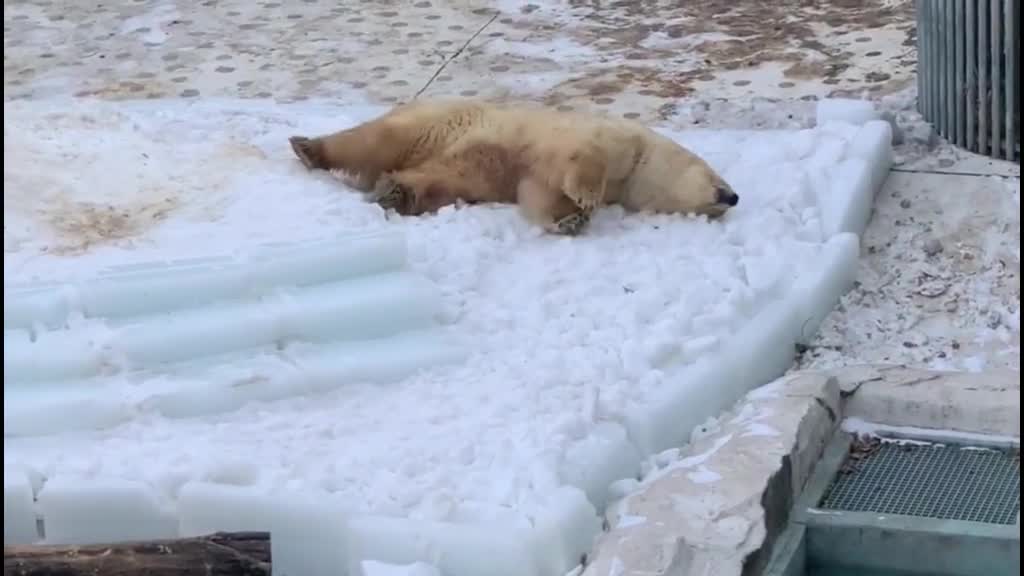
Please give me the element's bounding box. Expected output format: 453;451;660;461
289;99;738;235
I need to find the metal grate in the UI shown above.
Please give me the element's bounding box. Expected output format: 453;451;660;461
818;440;1020;525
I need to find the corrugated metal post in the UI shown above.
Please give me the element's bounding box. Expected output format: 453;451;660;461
943;1;954;139
990;0;1002;158
932;0;942;132
978;0;990;156
955;0;966;148
917;0;926;115
917;0;1019;162
946;1;957;140
1005;0;1017;161
966;0;977;148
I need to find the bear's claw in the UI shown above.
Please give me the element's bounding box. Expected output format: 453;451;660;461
554;211;590;236
372;178;412;213
566;189;601;211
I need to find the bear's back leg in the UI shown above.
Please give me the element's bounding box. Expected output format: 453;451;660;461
289;116;416;190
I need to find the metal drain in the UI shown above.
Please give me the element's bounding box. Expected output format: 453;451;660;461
818;441;1020;525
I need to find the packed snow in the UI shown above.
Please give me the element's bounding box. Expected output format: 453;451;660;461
4;97;888;573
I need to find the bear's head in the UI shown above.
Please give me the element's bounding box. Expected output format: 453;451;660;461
673;160;739;218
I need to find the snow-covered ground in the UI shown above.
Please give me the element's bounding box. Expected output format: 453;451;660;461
4;97;888;574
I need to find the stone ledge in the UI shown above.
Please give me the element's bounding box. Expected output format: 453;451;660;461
582;373;838;576
826;364;1020;437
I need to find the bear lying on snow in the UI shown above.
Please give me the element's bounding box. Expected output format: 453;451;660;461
289;99;739;235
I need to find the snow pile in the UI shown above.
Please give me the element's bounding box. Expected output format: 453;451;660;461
3;98;890;573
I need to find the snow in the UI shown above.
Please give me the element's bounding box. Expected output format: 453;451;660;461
361;561;442;576
3;97;890;574
841;418;1020;448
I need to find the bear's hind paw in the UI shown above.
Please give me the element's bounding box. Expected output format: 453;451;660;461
289;136;322;170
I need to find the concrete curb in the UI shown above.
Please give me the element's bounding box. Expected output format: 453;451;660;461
583;373;839;576
583;364;1021;576
826;364;1020;437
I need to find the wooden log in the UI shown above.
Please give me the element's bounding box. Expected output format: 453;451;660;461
4;531;271;576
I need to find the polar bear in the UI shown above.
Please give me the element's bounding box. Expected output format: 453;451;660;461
289;99;738;235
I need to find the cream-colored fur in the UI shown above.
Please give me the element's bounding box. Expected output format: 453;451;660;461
289;99;738;235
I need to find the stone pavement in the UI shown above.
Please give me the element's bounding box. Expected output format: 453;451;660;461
5;0;916;123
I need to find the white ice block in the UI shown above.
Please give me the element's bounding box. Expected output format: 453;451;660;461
5;331;461;436
558;422;642;511
526;486;602;576
848;120;894;212
343;487;599;576
3;286;76;332
792;234;860;344
113;271;441;368
3;231;407;330
815;98;880;127
625;359;731;456
345;515;538;576
6;271;443;385
4;328;107;384
4;384;132;438
361;561;442;576
4;470;38;545
37;477;178;545
271;493;350;576
625;298;801;455
178;482;277;536
817;121;892;239
147;331;462;420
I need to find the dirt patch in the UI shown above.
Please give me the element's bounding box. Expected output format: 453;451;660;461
42;197;179;255
544;64;699;106
500;0;916;106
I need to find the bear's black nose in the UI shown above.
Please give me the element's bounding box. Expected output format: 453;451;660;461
716;186;739;206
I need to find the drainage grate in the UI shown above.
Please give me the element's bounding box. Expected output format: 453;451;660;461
818;440;1020;525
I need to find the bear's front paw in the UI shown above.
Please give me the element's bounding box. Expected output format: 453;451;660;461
553;210;591;236
567;189;602;211
372;177;413;214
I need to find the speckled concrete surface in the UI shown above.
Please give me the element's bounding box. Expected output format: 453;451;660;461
4;0;916;123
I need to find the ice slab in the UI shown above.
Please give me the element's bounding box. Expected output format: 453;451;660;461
5;330;462;436
4;384;134;438
792;233;861;344
271;493;350;576
5;272;442;384
344;487;598;576
816;119;893;238
815;98;881;127
37;477;178;545
178;482;277;536
4;231;407;330
4;469;38;545
361;561;442;576
558;422;642;511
